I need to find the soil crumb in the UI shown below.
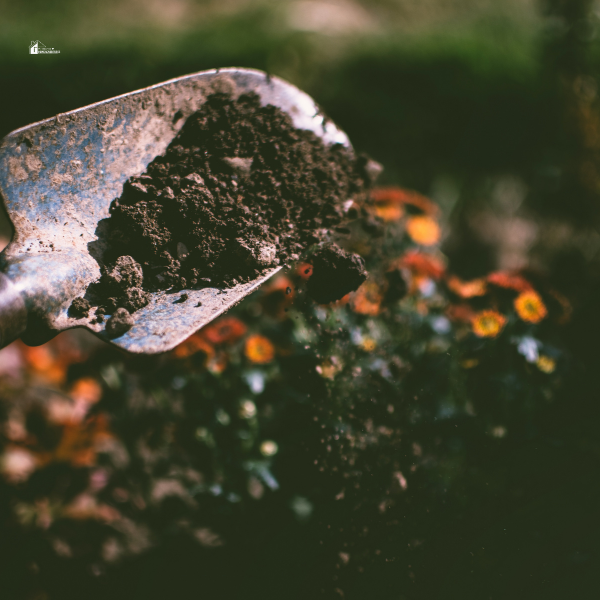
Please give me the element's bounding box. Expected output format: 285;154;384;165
306;244;367;304
68;297;90;318
105;308;134;338
71;91;374;324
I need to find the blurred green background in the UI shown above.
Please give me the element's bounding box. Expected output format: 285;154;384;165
2;1;600;598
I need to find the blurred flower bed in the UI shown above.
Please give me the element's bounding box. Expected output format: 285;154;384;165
0;185;572;599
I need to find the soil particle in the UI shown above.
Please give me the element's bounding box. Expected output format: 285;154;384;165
105;255;144;290
105;308;134;338
306;244;367;304
73;255;152;318
68;297;90;318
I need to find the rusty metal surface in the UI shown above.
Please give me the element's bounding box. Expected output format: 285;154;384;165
0;68;351;353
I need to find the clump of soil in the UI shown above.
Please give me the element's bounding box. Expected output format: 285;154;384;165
71;91;375;328
95;255;151;313
68;297;90;318
306;244;367;304
105;308;134;338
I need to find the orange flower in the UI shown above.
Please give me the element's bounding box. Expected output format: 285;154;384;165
487;271;532;292
373;202;404;222
173;334;215;360
203;317;247;345
21;344;67;384
370;187;439;216
447;276;487;298
245;335;275;364
70;378;102;405
395;251;445;280
446;303;476;323
264;275;294;297
350;281;383;316
472;310;507;338
296;262;313;280
514;291;547;323
406;216;441;246
261;275;295;318
370;191;404;222
52;415;112;467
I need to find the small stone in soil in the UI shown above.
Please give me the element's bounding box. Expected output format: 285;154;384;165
69;297;91;318
105;308;134;338
105;255;144;290
306;244;367;304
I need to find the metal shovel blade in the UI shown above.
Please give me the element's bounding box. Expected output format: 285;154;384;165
0;68;351;354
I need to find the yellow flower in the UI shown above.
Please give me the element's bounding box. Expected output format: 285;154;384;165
536;355;556;373
360;338;377;352
406;216;441;246
472;310;507;338
244;335;275;364
316;357;343;380
460;358;480;369
514;291;547;324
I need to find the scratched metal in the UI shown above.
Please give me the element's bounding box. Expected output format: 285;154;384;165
0;68;352;353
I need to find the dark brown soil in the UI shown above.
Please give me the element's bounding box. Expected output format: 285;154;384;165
105;308;134;338
68;297;90;318
71;91;374;323
306;244;367;304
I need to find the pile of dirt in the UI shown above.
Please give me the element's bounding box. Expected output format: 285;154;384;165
71;91;376;330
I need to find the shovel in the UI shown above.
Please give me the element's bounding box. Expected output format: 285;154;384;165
0;68;352;354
